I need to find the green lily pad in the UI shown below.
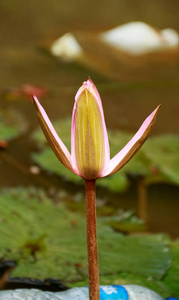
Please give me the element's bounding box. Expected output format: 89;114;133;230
144;135;179;185
98;230;171;280
106;210;147;234
163;239;179;296
97;172;129;193
120;134;179;186
0;187;172;289
0;109;27;141
33;148;82;183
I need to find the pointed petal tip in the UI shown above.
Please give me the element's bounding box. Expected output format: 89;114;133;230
87;76;93;85
32;94;38;102
149;104;161;117
155;104;161;113
82;77;95;91
147;104;161;125
32;95;41;110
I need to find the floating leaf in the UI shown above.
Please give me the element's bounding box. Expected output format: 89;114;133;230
0;109;28;141
98;172;129;192
98;229;171;280
32;148;82;183
0;187;172;290
163;239;179;297
106;210;147;234
144;135;179;185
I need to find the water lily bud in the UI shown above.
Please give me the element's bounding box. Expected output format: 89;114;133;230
71;78;110;180
33;78;160;182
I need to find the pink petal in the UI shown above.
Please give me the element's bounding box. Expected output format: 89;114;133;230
33;96;75;173
103;105;161;177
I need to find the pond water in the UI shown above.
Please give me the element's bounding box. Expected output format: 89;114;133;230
0;0;179;240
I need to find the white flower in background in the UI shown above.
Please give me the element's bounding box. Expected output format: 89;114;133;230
51;22;178;60
100;22;179;55
51;32;83;61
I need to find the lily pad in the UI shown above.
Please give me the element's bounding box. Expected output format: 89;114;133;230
120;134;179;186
106;210;147;234
163;239;179;296
144;135;179;185
0;109;27;141
0;187;172;291
33;148;82;183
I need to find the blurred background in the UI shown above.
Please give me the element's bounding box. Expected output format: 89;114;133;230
0;0;179;294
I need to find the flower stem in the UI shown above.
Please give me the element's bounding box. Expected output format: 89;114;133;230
85;179;100;300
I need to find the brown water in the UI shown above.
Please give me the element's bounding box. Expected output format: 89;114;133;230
0;0;179;238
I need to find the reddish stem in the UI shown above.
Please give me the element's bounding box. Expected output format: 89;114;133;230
85;179;100;300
